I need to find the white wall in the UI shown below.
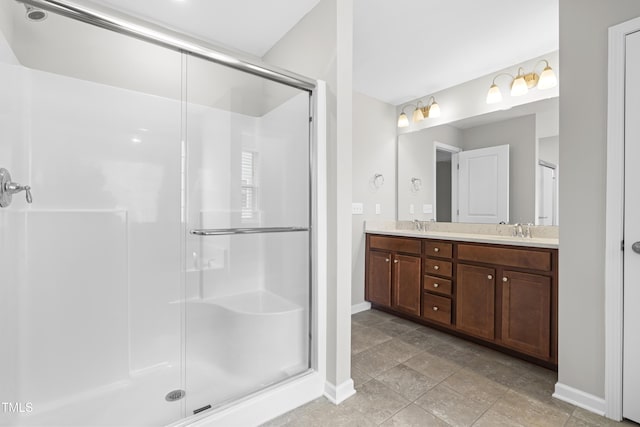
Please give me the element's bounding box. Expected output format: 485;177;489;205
461;115;537;224
558;0;640;402
351;92;397;308
263;0;354;396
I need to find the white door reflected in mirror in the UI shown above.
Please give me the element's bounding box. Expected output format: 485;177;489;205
455;145;510;224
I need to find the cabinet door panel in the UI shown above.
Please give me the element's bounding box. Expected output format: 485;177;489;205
367;250;392;307
392;254;421;316
501;270;551;358
456;263;495;340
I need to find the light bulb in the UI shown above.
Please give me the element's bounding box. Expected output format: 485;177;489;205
486;83;502;104
510;75;528;96
537;66;558;90
397;112;409;128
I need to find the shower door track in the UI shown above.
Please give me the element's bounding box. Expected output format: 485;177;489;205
16;0;317;92
190;227;309;236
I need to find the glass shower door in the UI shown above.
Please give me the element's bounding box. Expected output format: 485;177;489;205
184;54;312;414
0;4;185;425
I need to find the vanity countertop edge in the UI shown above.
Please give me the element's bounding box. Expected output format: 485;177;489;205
364;228;559;249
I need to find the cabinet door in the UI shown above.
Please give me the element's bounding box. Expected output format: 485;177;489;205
367;250;392;307
392;254;421;316
501;270;551;359
456;263;496;340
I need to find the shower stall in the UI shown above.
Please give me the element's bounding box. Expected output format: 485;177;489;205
0;1;323;426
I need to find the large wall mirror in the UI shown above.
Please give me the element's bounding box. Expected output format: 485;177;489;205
397;97;559;225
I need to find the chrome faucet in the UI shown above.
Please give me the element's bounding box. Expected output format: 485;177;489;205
512;223;523;238
524;223;533;238
413;219;423;231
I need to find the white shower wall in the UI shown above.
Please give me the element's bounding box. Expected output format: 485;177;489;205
0;56;185;416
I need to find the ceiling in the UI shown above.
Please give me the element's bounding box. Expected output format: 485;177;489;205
83;0;559;106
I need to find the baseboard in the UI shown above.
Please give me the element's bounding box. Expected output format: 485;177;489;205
351;301;371;314
553;382;606;416
324;378;356;404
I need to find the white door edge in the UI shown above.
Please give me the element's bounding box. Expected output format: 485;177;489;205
605;16;640;422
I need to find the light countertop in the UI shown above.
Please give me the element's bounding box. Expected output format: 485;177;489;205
365;221;559;249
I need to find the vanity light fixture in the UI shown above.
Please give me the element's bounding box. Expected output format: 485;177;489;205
397;96;441;128
486;59;558;104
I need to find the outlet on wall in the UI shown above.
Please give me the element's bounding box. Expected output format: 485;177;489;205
375;203;381;214
409;204;414;214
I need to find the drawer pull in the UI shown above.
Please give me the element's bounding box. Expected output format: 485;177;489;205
433;265;440;271
503;277;508;282
385;258;390;262
434;247;440;252
487;274;493;280
394;259;399;264
432;306;439;311
433;283;439;288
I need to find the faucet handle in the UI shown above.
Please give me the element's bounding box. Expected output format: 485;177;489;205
512;223;521;237
24;185;32;204
524;223;533;238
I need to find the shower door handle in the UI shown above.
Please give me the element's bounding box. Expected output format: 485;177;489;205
190;227;309;236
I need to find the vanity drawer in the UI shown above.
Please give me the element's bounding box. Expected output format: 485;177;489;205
422;294;452;325
457;244;552;272
425;241;453;259
424;275;452;296
369;235;421;255
424;259;453;277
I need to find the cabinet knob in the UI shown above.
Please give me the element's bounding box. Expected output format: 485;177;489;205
432;306;439;311
385;258;390;262
433;283;440;288
433;265;440;270
487;274;493;280
394;259;399;263
434;247;440;252
503;277;508;282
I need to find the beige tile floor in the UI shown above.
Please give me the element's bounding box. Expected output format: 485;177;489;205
264;309;638;427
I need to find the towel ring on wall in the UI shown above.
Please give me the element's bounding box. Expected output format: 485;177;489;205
411;177;422;192
372;173;385;189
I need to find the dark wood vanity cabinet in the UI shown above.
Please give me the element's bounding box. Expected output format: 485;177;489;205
366;235;422;316
456;243;556;362
367;250;393;306
365;234;558;367
422;240;454;325
456;263;496;340
501;270;552;359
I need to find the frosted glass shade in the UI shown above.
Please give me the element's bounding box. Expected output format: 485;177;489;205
537;66;558;90
397;112;409;128
428;102;440;118
412;107;424;122
510;76;528;96
486;83;502;104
